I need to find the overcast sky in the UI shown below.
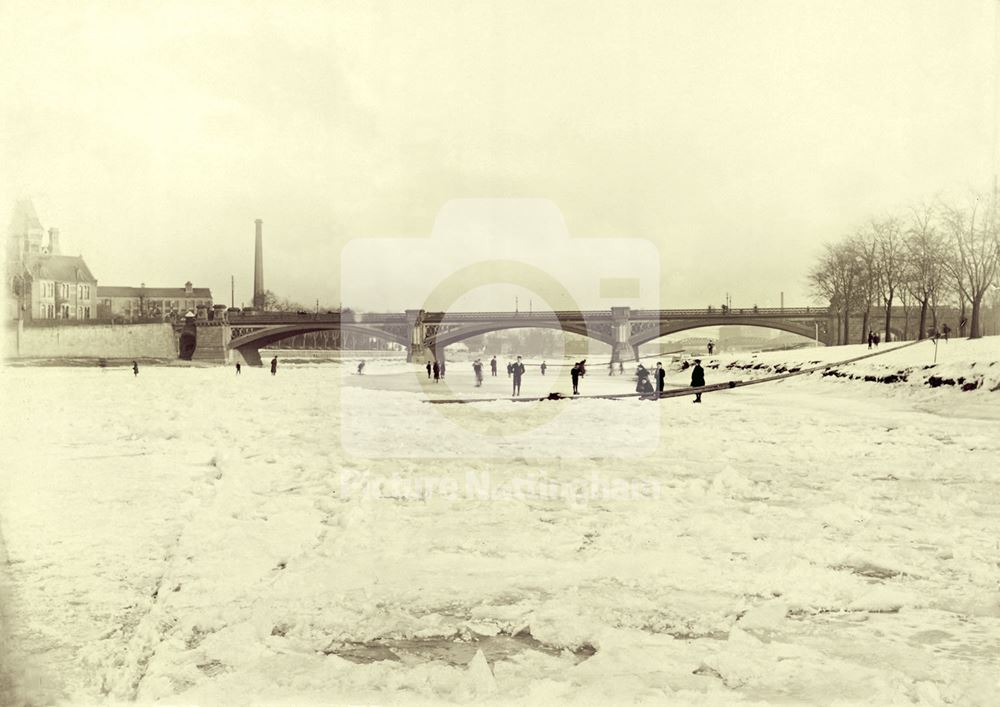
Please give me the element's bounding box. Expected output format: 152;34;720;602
2;0;998;311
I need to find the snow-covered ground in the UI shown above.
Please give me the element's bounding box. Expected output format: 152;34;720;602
1;338;999;705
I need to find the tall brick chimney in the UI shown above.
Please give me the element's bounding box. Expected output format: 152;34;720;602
48;228;61;255
252;219;265;309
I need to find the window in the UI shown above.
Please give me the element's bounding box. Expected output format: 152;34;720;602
58;282;69;299
83;306;91;319
78;284;91;300
60;303;70;318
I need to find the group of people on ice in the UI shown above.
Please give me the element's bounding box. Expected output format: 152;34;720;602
425;359;447;382
468;357;583;396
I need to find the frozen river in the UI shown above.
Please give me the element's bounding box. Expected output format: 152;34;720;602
1;341;999;705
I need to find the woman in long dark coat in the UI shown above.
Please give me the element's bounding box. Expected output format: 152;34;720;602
691;359;705;403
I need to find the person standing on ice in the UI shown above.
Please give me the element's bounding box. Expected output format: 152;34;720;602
506;362;513;377
432;361;440;383
571;362;581;395
655;362;665;396
270;356;278;375
540;360;547;376
942;323;950;342
512;356;526;396
491;356;498;376
690;358;705;403
707;341;714;355
426;361;432;378
132;361;139;376
473;359;484;386
235;362;241;375
357;360;365;375
867;331;873;349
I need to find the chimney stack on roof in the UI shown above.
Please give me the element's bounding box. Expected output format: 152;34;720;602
48;228;60;255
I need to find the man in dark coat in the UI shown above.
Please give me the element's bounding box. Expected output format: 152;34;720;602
426;361;432;378
512;356;526;396
236;362;241;375
570;362;581;395
132;361;139;376
491;356;498;376
540;361;547;376
432;361;440;382
691;358;705;403
270;356;278;376
506;362;513;377
655;362;666;396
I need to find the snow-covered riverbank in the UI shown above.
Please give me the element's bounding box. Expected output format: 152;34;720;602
1;339;998;704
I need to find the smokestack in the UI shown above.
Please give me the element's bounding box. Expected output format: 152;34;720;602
253;219;264;309
48;228;60;255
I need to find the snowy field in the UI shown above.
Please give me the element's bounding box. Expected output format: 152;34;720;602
1;338;999;705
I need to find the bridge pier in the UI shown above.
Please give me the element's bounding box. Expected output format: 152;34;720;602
232;346;262;366
611;306;637;363
406;309;434;363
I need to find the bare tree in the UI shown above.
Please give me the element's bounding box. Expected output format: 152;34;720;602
903;204;946;340
809;241;862;344
940;193;1000;338
852;230;879;343
872;217;906;341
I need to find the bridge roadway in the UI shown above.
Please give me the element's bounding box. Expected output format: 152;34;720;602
207;306;836;366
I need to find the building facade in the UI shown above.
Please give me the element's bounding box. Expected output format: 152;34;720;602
7;199;99;321
97;282;213;322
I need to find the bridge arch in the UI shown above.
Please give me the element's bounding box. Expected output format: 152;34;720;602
630;318;824;347
229;323;409;364
428;320;613;352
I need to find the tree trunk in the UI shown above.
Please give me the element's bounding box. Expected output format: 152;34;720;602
842;309;850;345
959;297;967;337
969;294;983;339
917;300;928;340
883;291;893;342
861;307;870;344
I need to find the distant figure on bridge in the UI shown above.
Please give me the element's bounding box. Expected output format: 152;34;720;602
473;359;484;386
540;361;547;376
235;362;241;375
270;356;278;375
507;362;513;377
691;359;705;403
512;356;526;396
942;323;950;342
655;362;665;395
432;361;440;382
132;361;139;376
491;356;498;376
571;362;581;395
357;360;365;375
707;341;714;355
426;361;432;378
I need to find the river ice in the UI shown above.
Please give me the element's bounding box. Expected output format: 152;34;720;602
1;339;998;704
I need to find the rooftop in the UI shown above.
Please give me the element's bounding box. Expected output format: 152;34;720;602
27;254;96;283
98;285;213;299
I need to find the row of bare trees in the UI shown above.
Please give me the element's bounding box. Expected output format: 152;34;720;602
809;192;1000;343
